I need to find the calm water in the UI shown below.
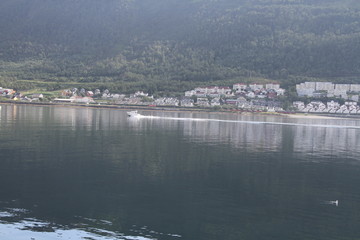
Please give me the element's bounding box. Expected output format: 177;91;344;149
1;104;360;240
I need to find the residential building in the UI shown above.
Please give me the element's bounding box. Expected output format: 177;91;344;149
180;98;194;107
350;84;360;92
196;98;210;107
210;98;221;106
32;93;44;99
315;82;334;91
233;83;247;92
185;90;196;97
249;84;264;91
265;83;280;90
335;84;350;92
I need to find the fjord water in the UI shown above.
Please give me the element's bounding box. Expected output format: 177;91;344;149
1;105;360;240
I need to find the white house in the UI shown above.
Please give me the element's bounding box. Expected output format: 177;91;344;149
32;93;44;99
350;84;360;92
196;98;210;107
233;83;247;92
211;98;221;106
249;84;264;91
134;91;148;97
335;84;350;91
185;90;196;97
315;82;334;91
218;86;232;95
265;83;280;90
180;98;194;107
246;92;255;98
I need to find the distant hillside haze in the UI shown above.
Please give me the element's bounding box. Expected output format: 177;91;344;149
0;0;360;92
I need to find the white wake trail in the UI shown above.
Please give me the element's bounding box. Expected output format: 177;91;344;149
136;115;360;129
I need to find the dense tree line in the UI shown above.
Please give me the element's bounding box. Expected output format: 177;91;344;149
0;0;359;93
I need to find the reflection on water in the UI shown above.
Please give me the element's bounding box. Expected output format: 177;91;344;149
293;125;360;159
2;105;359;159
1;104;360;240
128;111;360;159
0;204;179;240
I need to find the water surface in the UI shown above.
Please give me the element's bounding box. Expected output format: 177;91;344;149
1;104;360;240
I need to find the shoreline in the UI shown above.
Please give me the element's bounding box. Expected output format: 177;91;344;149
1;100;359;120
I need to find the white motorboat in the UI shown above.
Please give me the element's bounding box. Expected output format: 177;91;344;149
127;110;141;118
323;200;339;206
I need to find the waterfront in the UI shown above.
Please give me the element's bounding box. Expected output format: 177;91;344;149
1;104;360;239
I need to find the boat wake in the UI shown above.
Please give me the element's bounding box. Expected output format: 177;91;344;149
130;114;360;129
322;200;339;206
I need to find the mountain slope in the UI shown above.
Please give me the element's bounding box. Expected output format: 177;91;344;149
0;0;360;92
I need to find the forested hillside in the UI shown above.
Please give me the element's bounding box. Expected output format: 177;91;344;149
0;0;360;93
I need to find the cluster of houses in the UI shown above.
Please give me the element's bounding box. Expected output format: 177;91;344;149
0;88;16;96
115;92;194;107
293;101;360;114
54;84;286;111
85;83;286;111
0;83;287;112
296;82;360;101
294;81;360;114
0;87;45;101
55;88;105;104
6;80;360;115
185;83;285;99
56;88;137;104
183;83;285;111
0;87;104;104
